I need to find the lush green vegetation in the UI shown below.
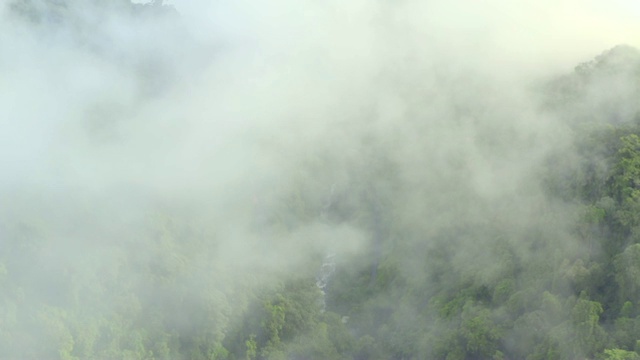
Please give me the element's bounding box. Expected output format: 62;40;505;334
4;1;640;359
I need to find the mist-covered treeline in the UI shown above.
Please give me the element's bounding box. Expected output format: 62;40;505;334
3;1;640;359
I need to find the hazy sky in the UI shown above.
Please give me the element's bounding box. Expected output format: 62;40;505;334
168;0;640;73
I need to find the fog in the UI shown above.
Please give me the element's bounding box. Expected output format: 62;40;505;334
1;0;639;358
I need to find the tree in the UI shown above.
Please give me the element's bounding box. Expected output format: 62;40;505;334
603;349;640;360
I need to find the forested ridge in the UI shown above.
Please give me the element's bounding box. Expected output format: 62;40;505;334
3;1;640;359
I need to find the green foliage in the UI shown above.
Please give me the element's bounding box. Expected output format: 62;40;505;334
603;349;640;360
245;335;257;360
570;295;607;355
460;303;502;357
615;244;640;302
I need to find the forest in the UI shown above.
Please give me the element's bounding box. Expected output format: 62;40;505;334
2;1;640;359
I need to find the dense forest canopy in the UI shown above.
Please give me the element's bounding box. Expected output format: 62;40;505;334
2;0;640;359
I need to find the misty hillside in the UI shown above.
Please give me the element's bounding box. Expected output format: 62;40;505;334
3;1;640;360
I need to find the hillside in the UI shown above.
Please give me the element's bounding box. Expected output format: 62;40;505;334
3;1;640;359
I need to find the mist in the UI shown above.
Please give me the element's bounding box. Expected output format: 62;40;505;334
2;0;640;359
